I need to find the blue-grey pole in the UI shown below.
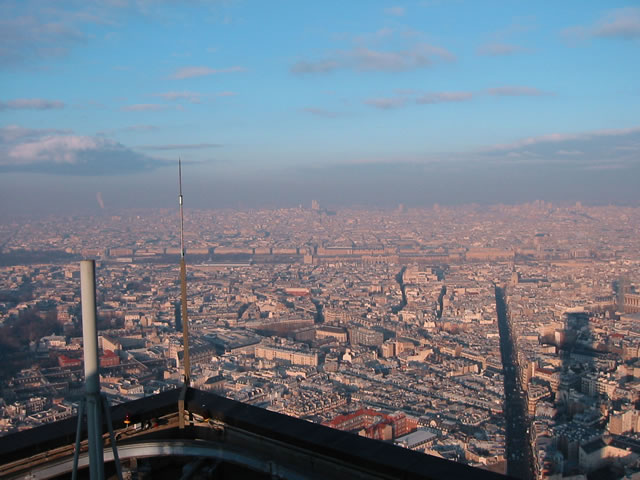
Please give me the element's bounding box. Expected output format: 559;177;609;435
81;260;104;480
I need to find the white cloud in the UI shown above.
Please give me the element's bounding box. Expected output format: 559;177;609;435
6;135;104;165
0;129;161;175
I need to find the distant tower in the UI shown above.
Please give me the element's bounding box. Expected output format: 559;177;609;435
311;199;320;211
615;277;629;312
511;261;520;286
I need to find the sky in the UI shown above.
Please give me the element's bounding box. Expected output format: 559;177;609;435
1;0;639;214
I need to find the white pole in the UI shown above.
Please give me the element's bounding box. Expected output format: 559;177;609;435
81;260;99;394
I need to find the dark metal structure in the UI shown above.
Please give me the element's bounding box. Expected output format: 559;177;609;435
0;387;511;480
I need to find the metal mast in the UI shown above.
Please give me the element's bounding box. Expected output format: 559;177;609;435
179;159;191;387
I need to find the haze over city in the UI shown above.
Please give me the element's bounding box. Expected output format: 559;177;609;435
1;0;640;214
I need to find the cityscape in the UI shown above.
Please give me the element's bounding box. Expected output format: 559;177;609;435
1;203;639;478
2;1;640;478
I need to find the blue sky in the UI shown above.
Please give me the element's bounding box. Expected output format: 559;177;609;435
1;0;639;212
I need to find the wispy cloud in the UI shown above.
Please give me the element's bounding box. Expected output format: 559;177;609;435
364;97;407;109
155;91;201;103
464;126;640;191
136;143;222;151
557;149;582;156
583;163;627;171
363;86;545;112
98;124;160;136
302;107;343;118
0;15;86;68
482;126;640;155
487;86;547;96
0;0;149;69
563;7;640;42
395;88;417;95
121;103;168;112
477;43;528;56
0;125;71;142
171;65;246;79
350;27;395;45
291;60;340;74
292;43;454;74
593;7;640;39
153;90;236;103
0;98;65;110
356;44;454;71
121;124;158;132
416;91;473;104
384;6;406;17
74;99;105;110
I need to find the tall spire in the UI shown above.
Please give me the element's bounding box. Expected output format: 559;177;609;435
178;159;191;387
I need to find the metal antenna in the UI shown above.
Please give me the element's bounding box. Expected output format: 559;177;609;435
178;159;192;429
179;159;191;387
